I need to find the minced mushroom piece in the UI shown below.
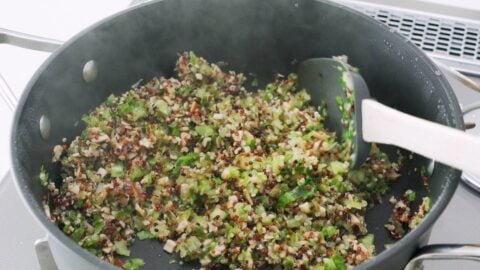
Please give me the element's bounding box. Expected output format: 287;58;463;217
52;145;64;161
163;239;177;254
299;202;311;214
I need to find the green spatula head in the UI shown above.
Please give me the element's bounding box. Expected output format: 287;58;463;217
297;58;371;168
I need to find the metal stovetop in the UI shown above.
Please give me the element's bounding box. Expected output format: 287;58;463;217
1;0;480;269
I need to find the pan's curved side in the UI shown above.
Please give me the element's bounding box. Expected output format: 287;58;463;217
10;0;462;269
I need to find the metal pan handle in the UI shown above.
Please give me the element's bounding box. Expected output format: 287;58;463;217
0;74;16;111
0;28;64;111
405;244;480;270
0;28;62;52
0;0;143;53
434;60;480;92
34;237;59;270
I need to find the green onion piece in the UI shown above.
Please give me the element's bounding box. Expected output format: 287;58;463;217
277;182;315;209
344;199;367;210
170;124;181;137
361;234;374;247
283;255;295;268
92;216;105;234
404;190;416;202
195;124;215;137
137;230;156;240
286;219;301;228
251;78;259;87
71;227;85;242
329;161;348;175
177;236;202;259
39;166;49;187
322;225;337;239
324;253;346;270
172;153;200;177
113;240;130;256
111;163;125;178
83;234;100;248
246;139;256;149
422;197;432;211
153;99;171;117
118;98;147;121
124;258;145;270
130;166;148;181
221;166;240;180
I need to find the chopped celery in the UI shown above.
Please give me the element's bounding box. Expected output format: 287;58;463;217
322;225;337;239
195;124;215;137
277;182;315;209
172;153;199;177
124;258;145;270
130;166;149;181
114;240;130;256
111;163;125;178
39;166;49;187
137;231;156;240
325;254;346;270
344;199;367;210
405;190;416;202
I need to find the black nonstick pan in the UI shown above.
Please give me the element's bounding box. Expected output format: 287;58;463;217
5;0;479;269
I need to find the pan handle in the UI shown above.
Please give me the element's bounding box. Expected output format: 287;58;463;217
0;28;62;52
405;244;480;270
0;29;63;110
434;60;480;92
0;74;16;111
34;236;59;270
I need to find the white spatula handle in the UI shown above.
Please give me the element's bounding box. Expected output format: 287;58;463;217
362;99;480;175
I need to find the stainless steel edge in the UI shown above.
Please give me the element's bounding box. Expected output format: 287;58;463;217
47;235;109;270
435;60;480;92
404;244;480;270
0;28;62;53
432;54;480;78
34;237;59;270
0;73;16;111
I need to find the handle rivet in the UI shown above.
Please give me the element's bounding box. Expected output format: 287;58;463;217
39;115;51;140
82;60;98;83
427;160;435;177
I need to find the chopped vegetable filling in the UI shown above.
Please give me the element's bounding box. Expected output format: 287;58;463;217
42;52;415;269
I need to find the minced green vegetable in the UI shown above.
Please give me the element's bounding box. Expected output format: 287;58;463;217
42;52;410;269
39;166;49;187
124;258;145;270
